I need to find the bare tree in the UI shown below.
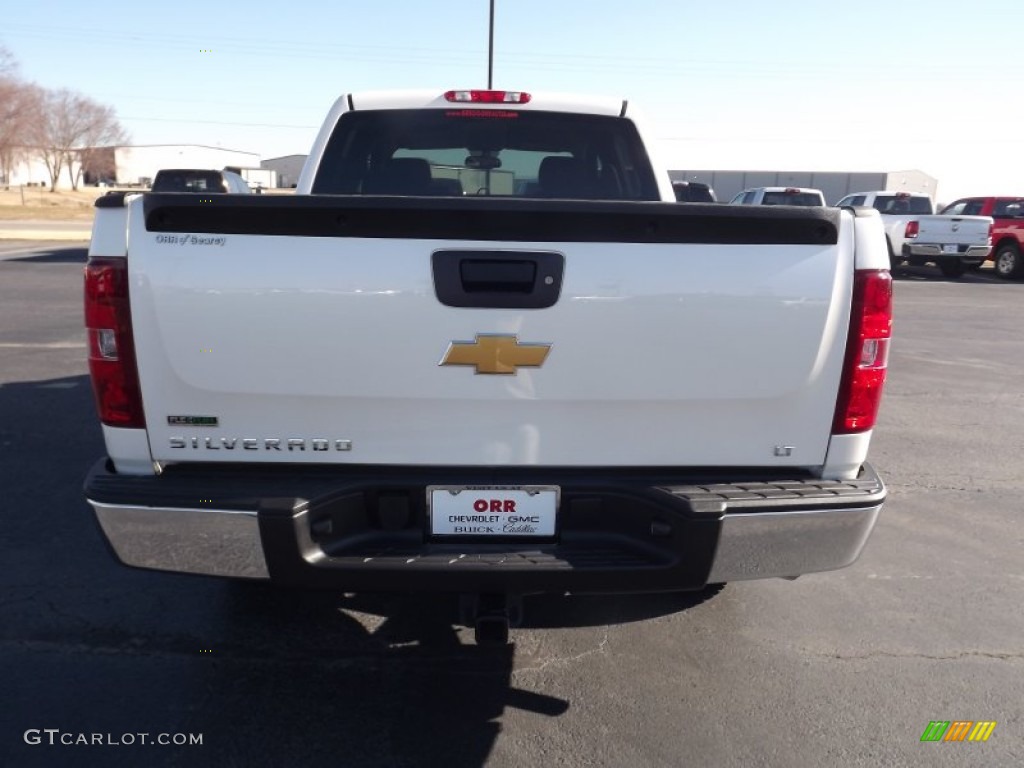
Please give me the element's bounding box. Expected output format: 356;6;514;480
29;88;128;191
0;47;41;187
69;102;127;189
77;146;118;186
28;89;69;190
0;49;127;191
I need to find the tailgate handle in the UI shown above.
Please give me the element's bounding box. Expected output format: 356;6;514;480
460;259;535;293
432;250;564;309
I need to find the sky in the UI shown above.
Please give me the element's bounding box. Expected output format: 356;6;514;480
3;0;1021;202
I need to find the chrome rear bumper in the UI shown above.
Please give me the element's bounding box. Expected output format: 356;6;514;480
708;504;881;582
904;243;990;260
89;477;883;586
92;502;270;579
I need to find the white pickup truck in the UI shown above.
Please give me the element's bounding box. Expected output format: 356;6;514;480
84;89;891;642
729;187;826;207
835;191;992;277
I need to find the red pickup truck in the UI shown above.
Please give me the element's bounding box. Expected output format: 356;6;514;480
940;197;1024;279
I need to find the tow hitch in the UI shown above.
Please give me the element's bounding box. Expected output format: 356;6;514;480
460;593;523;646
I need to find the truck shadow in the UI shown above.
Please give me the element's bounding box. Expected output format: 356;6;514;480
206;582;722;766
204;585;524;766
8;245;89;264
1;371;723;768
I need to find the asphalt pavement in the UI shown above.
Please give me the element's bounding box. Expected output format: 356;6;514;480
0;244;1021;768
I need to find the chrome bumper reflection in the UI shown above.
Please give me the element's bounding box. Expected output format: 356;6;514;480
905;244;989;260
708;504;882;583
90;501;269;579
90;499;881;585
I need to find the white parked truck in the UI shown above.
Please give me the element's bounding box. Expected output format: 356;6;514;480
84;89;892;643
835;191;992;278
729;187;826;206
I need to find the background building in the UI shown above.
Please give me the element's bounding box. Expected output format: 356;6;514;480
669;169;938;205
4;144;262;189
114;145;261;187
261;155;307;188
4;152;81;188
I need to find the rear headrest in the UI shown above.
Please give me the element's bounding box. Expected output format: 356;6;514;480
431;178;464;196
538;156;584;198
364;157;433;195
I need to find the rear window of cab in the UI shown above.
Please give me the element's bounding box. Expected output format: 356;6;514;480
311;109;660;200
762;191;823;206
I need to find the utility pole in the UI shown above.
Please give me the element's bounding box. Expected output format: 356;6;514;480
487;0;495;88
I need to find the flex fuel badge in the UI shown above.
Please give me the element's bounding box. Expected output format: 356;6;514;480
167;415;219;427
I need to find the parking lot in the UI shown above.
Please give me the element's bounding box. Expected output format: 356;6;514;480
1;242;1021;768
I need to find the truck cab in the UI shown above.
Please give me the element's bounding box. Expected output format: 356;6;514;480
151;169;252;194
729;187;826;206
672;181;717;203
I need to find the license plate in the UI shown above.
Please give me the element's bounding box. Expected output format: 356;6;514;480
428;486;559;537
942;244;959;254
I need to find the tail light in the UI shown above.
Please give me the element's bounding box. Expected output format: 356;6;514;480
833;270;892;433
84;257;145;428
904;220;919;238
987;222;993;245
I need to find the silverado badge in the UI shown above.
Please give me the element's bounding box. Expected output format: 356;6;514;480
439;334;551;375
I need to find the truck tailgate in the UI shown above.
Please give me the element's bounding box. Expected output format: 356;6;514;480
128;196;854;469
916;215;991;245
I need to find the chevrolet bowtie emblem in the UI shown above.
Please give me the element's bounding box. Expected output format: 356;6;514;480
440;334;552;375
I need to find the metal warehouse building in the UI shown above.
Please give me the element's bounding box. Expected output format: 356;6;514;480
669;169;938;206
114;145;261;187
261;155;307;188
4;144;262;190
